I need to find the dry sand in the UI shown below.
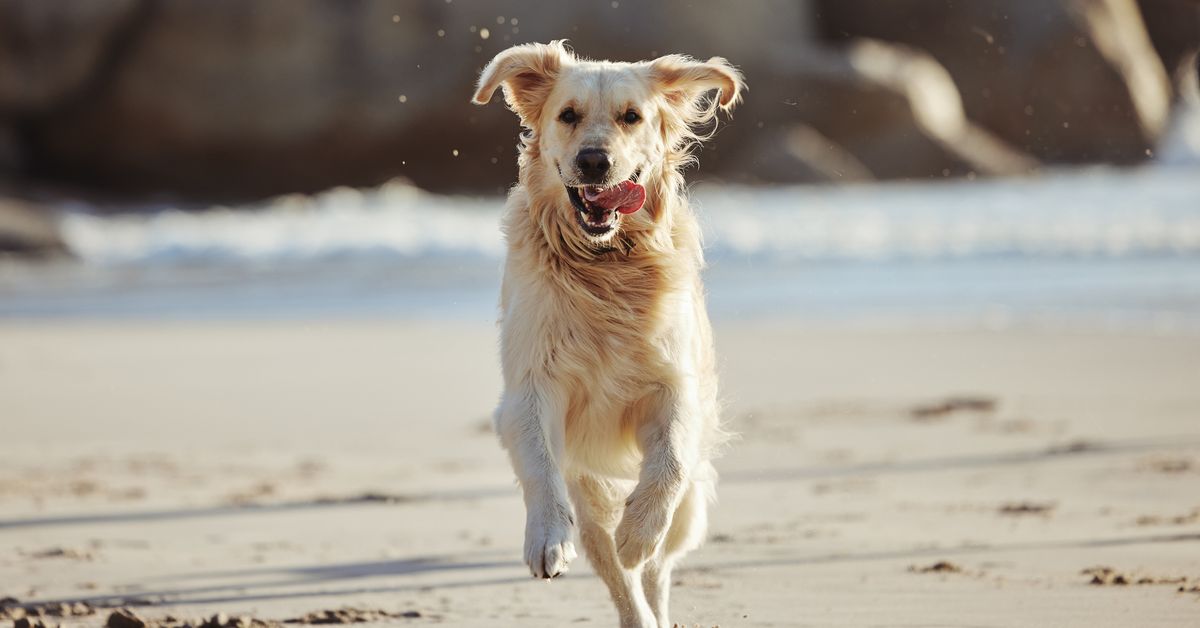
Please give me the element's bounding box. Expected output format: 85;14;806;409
1;320;1198;627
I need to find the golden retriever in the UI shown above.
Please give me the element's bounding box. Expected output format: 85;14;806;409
472;41;743;628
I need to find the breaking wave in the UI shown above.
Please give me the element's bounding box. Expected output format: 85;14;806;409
58;166;1200;266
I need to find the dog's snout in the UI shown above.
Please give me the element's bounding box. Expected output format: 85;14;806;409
575;149;611;183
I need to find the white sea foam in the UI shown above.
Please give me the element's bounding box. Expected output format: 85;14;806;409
697;166;1200;260
59;181;505;265
57;167;1200;266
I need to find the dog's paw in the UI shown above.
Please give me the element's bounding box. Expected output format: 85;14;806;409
614;511;665;570
524;505;577;579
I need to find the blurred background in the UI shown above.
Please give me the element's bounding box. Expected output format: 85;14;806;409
0;0;1197;325
3;3;1200;625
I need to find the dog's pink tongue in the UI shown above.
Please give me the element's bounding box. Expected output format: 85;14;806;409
583;181;646;214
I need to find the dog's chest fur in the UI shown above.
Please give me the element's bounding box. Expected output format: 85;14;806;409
512;245;674;392
499;207;702;474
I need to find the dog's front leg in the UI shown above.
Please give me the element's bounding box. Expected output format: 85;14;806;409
616;385;696;570
496;387;577;579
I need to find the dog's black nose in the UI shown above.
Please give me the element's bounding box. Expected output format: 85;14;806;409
575;149;611;183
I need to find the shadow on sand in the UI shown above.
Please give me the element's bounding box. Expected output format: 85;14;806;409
2;434;1196;531
17;532;1200;610
5;434;1199;612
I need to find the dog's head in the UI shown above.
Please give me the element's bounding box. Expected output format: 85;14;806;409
473;41;743;246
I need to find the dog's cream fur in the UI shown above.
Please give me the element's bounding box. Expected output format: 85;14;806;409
472;41;743;628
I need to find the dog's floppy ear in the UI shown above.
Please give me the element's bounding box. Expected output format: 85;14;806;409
472;41;570;122
648;55;745;112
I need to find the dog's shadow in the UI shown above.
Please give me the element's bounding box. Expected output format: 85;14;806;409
23;552;530;610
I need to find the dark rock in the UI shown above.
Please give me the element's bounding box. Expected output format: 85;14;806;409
1138;0;1200;79
0;198;67;257
106;608;146;628
4;0;966;198
0;0;1177;200
0;1;144;111
814;0;1171;164
0;0;814;199
716;40;1038;185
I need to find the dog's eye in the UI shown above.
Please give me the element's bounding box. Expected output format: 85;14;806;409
621;110;641;125
558;108;578;124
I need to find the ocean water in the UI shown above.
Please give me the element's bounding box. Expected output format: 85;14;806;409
2;166;1199;330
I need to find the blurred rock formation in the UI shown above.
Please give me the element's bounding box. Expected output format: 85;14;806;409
0;0;1192;203
814;0;1173;164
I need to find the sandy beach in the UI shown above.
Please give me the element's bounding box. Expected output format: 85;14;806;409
3;0;1199;624
1;319;1198;626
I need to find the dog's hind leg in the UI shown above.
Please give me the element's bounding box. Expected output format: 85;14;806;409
569;474;657;628
642;477;711;628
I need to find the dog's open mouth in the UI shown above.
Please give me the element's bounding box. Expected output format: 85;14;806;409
567;179;646;237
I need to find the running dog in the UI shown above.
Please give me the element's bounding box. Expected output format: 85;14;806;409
472;41;743;628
